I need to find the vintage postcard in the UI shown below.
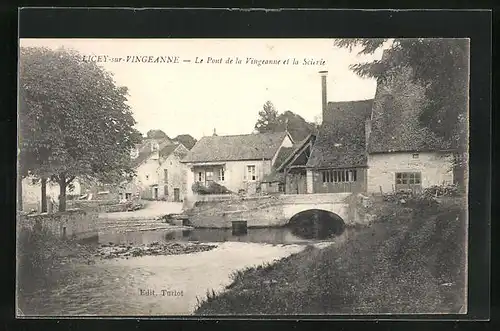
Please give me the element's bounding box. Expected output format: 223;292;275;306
17;37;469;317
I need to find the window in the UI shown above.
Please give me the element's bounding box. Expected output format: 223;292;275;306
164;169;168;182
395;172;421;185
145;174;149;180
321;169;357;183
218;168;225;181
151;142;159;152
125;193;132;200
247;165;256;181
412;153;419;159
206;170;214;182
198;172;203;182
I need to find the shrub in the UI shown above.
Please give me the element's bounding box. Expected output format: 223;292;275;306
382;189;438;210
423;184;462;197
192;182;231;195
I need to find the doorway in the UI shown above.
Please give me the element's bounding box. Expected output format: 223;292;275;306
153;186;159;200
174;188;180;202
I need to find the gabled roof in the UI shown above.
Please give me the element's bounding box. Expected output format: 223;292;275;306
181;131;290;163
131;138;173;167
262;134;316;183
306;100;372;169
159;142;188;159
273;147;295;169
277;134;316;171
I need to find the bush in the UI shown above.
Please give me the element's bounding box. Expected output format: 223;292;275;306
382;190;438;209
423;184;462;197
192;182;231;195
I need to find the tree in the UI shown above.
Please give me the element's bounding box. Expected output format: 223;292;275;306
277;111;317;142
334;38;469;156
173;134;197;150
255;101;280;133
146;129;169;140
19;46;142;211
254;101;316;141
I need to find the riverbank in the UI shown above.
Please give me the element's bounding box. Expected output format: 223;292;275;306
18;240;307;316
16;226;217;301
194;196;467;315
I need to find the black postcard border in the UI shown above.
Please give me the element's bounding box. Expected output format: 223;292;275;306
4;7;492;329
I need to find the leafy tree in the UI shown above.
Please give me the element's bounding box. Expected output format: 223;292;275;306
146;129;169;140
255;101;280;133
254;101;316;142
334;38;469;156
173;134;197;150
19;46;142;211
277;111;317;142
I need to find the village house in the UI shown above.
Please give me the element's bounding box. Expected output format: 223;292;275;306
81;137;189;202
271;68;459;195
181;130;295;198
121;138;189;202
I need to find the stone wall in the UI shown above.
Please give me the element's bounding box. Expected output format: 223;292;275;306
184;193;371;229
367;151;454;194
18;209;98;240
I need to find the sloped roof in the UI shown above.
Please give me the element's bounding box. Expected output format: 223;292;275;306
182;131;289;163
131;138;173;167
368;66;453;153
323;100;373;125
159;142;188;159
306;100;372;169
274;147;295;168
263;134;316;183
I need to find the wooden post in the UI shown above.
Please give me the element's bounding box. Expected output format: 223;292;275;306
284;168;288;195
41;178;47;213
379;185;383;195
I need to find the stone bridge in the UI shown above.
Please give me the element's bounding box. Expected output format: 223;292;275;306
186;192;370;229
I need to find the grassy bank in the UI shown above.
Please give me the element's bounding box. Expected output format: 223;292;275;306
195;196;467;315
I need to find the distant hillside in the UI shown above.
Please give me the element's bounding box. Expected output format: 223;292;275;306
173;134;197;150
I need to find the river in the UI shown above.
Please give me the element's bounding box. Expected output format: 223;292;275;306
18;226;352;317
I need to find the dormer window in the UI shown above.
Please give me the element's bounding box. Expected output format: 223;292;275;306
151;141;159;152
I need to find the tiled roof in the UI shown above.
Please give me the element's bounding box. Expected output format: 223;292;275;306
274;147;295;168
131;138;173;167
263;134;315;183
368;66;452;153
306;100;372;169
159;143;188;159
182;131;289;163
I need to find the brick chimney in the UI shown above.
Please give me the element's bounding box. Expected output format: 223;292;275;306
319;71;328;124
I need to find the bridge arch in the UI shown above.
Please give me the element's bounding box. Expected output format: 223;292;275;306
287;209;345;239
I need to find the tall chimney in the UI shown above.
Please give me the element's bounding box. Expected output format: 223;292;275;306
319;71;328;123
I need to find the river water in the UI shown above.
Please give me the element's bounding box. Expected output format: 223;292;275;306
18;226;351;317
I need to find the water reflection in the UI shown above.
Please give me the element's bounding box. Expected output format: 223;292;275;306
96;225;343;246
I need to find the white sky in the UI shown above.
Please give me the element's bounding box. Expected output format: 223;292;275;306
19;38;387;140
